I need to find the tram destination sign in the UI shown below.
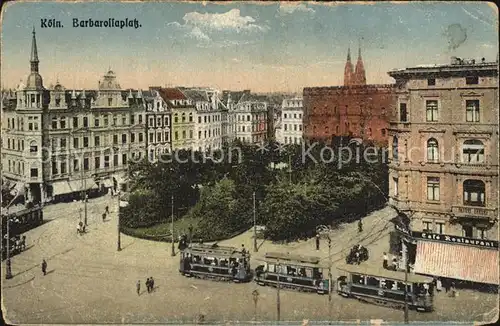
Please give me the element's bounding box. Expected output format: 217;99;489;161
414;231;499;249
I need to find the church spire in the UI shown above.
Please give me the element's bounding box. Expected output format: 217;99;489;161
30;27;39;73
344;47;354;86
354;44;366;85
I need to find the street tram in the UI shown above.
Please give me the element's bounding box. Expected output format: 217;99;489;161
179;243;252;283
336;264;434;312
1;205;43;259
254;252;330;294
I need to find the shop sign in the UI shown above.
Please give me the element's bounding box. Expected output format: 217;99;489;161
414;231;498;249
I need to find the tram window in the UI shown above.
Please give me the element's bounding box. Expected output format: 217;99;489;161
298;268;307;277
367;277;380;287
397;281;411;293
352;274;365;285
305;268;313;278
268;264;275;273
385;280;396;290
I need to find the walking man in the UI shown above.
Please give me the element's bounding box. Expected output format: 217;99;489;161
150;276;155;292
102;213;106;222
315;234;320;251
136;280;141;296
105;206;109;215
383;252;388;269
146;278;151;293
358;219;363;233
41;259;47;276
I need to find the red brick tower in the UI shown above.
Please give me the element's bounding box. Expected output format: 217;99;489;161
344;48;354;86
354;46;366;85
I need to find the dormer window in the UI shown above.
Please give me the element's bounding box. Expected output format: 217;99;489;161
466;76;479;85
55;98;61;106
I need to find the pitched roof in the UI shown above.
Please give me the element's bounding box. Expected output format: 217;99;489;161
158;88;187;101
181;89;208;102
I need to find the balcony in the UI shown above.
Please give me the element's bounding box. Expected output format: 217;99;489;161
451;205;498;221
389;121;411;132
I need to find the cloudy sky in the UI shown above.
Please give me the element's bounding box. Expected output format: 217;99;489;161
1;1;498;92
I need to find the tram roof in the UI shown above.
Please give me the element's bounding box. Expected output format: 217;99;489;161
337;264;434;284
264;252;321;264
184;244;246;258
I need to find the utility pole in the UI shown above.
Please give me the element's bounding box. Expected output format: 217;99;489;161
80;162;87;226
276;259;281;322
171;194;175;256
5;209;12;279
117;191;121;251
253;191;257;252
404;237;409;324
328;236;332;321
288;154;292;183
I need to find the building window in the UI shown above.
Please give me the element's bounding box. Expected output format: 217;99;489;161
104;115;109;126
30;141;38;154
435;222;445;234
465;76;478;85
399;103;408;122
113;135;118;145
189;130;193;139
60;138;67;149
138;115;143;124
30;168;38;178
427;78;436;86
477;228;486;239
175;131;178;140
60;162;66;174
122;154;127;166
52;117;58;129
198;116;202;123
139;133;143;142
157;117;162;127
113;155;119;166
198;131;202;139
426;100;438;122
83;137;89;148
113;115;117;126
95;157;100;169
83;117;88;128
73;138;79;148
427;177;440;201
108;98;113;106
465;100;480;122
182;130;186;139
131;133;136;143
130;115;135;125
462;225;473;238
104;156;110;168
462;139;484;163
122;115;127;125
60;117;66;129
392;136;398;161
73;117;78;128
189;114;193;122
174;114;178;123
165;117;169;126
94;117;100;127
83;158;89;171
94;136;100;147
182;114;186;122
52;161;58;175
149;133;154;143
157;132;162;142
463;180;485;207
393;177;398;197
122;134;127;144
422;221;432;233
74;159;79;171
427;138;439;162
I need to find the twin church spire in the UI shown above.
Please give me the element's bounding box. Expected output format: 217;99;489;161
344;46;366;86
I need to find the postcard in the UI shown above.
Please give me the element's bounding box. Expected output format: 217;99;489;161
1;1;498;324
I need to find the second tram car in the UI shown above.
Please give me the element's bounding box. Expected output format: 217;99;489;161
336;264;434;312
254;252;330;294
179;244;252;282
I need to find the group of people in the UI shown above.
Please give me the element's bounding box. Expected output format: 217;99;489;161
136;277;155;295
346;244;369;264
77;206;110;235
3;234;26;255
382;252;400;271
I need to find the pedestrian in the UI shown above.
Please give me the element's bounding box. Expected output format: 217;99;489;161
392;257;398;271
102;213;106;222
41;259;47;276
150;276;155;292
358;219;363;233
315;234;320;251
146;277;151;293
105;206;109;214
436;278;443;292
355;250;360;264
383;252;388;269
136;280;141;296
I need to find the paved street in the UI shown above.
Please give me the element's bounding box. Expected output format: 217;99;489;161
2;195;498;324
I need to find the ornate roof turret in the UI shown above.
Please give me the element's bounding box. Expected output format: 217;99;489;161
71;89;77;99
81;89;86;99
26;28;44;90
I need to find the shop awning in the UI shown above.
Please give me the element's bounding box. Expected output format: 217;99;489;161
102;179;113;188
414;241;499;285
52;181;73;196
68;179;98;192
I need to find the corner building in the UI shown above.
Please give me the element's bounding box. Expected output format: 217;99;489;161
387;58;498;241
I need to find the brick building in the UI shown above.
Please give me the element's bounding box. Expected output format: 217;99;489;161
303;48;396;146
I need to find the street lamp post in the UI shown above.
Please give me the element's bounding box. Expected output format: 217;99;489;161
253;191;257;252
276;259;281;322
117;191;121;251
4;190;20;279
171;194;175;257
317;224;333;322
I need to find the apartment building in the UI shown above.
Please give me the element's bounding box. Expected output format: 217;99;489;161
144;87;171;162
277;97;303;144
